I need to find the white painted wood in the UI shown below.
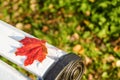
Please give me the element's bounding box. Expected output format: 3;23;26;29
0;60;30;80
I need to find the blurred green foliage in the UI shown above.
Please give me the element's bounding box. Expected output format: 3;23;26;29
0;0;120;80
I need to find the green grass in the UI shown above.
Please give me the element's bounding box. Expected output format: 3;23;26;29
0;0;120;80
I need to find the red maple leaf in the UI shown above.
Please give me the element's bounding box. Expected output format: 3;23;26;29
15;37;47;66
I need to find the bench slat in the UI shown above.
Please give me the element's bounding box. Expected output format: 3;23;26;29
0;20;66;78
0;60;30;80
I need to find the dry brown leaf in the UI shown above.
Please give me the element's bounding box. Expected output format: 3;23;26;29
70;33;79;41
42;26;49;32
106;55;115;62
85;56;92;65
24;24;32;30
88;74;93;80
73;44;84;54
114;46;120;52
16;23;24;30
116;60;120;67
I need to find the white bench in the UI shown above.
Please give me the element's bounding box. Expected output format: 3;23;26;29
0;20;84;80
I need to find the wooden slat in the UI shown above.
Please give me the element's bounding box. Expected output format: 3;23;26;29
0;60;30;80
